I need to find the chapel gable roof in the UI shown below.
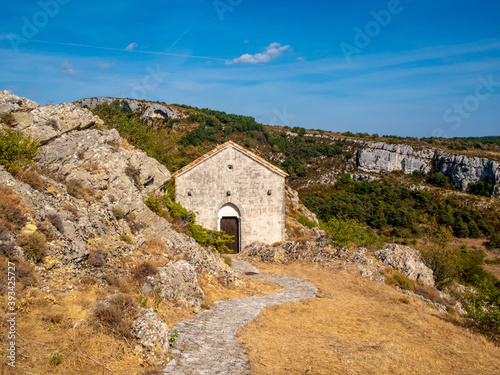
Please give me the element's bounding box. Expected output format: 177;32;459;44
172;141;289;178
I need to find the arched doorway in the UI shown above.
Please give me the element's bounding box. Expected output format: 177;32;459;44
218;203;240;253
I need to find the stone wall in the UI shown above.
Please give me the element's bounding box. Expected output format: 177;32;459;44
175;146;286;249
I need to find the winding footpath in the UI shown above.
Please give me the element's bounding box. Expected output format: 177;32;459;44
163;260;317;374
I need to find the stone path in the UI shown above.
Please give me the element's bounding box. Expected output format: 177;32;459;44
163;260;317;374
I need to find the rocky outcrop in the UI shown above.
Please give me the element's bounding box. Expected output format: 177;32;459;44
434;151;500;192
0;89;40;114
133;308;170;364
144;260;205;308
76;97;185;121
357;143;433;174
285;184;319;225
374;244;435;286
0;91;233;282
1;92;103;145
356;141;500;197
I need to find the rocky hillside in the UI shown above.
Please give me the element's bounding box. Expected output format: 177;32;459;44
1;91;499;372
76;96;500;199
0;90;243;372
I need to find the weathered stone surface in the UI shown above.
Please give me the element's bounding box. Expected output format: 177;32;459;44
0;165;126;263
175;142;287;249
76;97;186;121
146;260;205;308
0;92;104;145
133;308;170;364
374;244;435;286
33;128;232;281
163;260;317;375
0;90;40;114
434;150;500;193
36;128;170;206
285;184;318;224
357;143;433;174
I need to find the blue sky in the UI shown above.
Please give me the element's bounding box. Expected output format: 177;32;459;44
1;0;499;137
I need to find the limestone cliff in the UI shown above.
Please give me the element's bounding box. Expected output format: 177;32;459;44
299;132;500;198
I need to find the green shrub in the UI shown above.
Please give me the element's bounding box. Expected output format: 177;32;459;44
297;215;317;229
385;272;415;291
112;207;125;220
463;277;500;335
322;217;382;248
0;130;38;175
420;244;461;288
188;223;234;253
486;232;500;249
161;195;195;223
144;194;163;215
17;231;47;262
222;254;233;267
468;179;494;197
120;234;133;244
49;352;63;365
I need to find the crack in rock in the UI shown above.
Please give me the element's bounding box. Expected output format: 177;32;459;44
163;260;317;374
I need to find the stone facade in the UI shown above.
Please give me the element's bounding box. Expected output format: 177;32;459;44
173;142;287;250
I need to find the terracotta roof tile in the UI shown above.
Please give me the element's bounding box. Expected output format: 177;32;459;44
172;141;289;178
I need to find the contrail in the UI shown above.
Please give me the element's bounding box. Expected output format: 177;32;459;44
30;39;228;62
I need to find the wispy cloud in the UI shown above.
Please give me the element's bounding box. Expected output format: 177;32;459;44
125;42;138;51
226;42;290;65
60;60;77;75
97;62;111;71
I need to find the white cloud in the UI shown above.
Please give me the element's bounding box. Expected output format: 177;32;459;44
60;60;77;75
226;42;290;65
97;62;111;71
297;56;305;61
125;42;138;51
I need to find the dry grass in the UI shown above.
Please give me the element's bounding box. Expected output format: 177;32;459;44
236;261;500;375
199;273;282;308
0;185;28;234
0;286;145;375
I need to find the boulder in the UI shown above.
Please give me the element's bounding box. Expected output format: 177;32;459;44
0;90;105;145
374;244;435;286
0;90;40;114
145;260;205;308
132;308;170;364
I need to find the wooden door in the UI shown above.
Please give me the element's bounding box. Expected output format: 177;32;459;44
220;217;239;253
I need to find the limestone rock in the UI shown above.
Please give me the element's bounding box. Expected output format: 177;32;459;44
147;260;205;308
132;308;170;364
285;184;319;224
0;90;40;114
0;90;104;145
434;150;500;194
76;97;186;121
357;143;433;174
374;244;435;286
36;128;170;206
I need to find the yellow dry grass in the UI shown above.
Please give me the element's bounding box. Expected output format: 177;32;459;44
0;257;280;375
236;261;500;375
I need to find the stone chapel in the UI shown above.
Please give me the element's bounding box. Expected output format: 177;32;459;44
172;141;288;252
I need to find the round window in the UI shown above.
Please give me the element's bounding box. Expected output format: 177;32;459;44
227;165;233;172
